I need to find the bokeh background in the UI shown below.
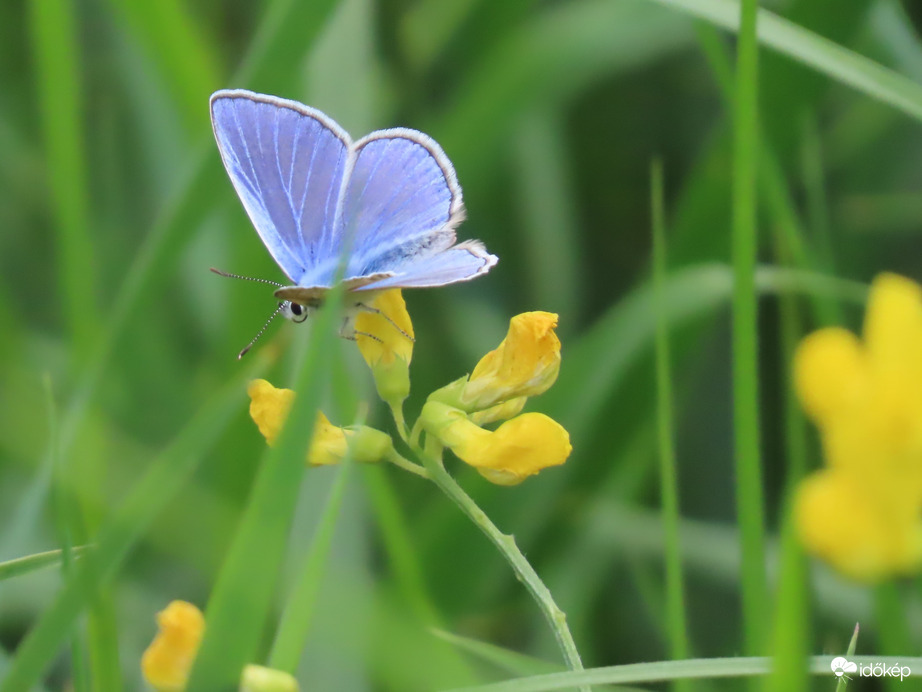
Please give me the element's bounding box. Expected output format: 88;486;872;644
3;0;922;689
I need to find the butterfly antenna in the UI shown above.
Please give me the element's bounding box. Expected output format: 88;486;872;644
210;267;284;288
238;303;285;360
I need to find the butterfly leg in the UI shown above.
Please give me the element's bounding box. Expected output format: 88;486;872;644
339;313;384;343
350;330;383;343
354;302;415;342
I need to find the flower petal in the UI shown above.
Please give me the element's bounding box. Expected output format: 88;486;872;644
423;401;571;485
355;290;414;405
248;379;295;446
795;471;922;582
460;312;561;410
141;601;205;692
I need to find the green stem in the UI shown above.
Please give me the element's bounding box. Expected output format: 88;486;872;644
731;0;769;655
651;161;691;684
387;451;431;479
390;401;411;443
418;451;589;691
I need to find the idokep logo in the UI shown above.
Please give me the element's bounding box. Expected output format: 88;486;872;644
831;657;912;682
830;657;857;678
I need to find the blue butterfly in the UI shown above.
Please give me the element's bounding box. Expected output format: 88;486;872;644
210;89;497;341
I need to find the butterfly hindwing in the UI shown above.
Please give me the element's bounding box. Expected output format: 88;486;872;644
340;130;464;280
210;90;350;285
356;240;496;290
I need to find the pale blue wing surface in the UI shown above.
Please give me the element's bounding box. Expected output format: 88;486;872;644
210;90;350;285
339;130;464;281
356;240;497;290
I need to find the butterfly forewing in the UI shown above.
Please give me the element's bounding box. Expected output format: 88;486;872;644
210;91;350;285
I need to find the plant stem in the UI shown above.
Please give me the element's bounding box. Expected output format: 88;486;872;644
731;0;769;655
387;451;430;479
419;452;589;691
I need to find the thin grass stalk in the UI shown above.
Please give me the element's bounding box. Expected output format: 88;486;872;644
27;0;99;362
731;0;768;655
651;161;692;686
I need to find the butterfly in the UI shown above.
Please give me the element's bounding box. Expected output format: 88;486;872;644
210;89;497;350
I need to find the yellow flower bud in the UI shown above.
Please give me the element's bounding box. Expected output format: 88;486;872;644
141;601;205;692
308;412;349;466
248;379;392;467
459;312;561;410
422;401;571;485
355;289;414;406
240;664;300;692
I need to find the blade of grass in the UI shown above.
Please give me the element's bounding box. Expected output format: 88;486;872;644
765;201;811;692
644;0;922;123
235;0;340;93
874;583;915;684
45;377;90;692
693;22;843;327
765;511;809;692
651;161;691;690
186;286;342;689
0;547;90;582
364;465;443;627
730;0;768;655
432;629;563;678
268;460;352;673
511;107;583;326
435;0;693;175
447;655;922;692
27;0;99;362
105;0;220;135
0;357;266;692
835;625;860;692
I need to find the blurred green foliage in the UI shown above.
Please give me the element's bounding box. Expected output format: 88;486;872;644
3;0;922;689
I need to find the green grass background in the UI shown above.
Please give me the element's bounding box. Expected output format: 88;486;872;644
2;0;922;689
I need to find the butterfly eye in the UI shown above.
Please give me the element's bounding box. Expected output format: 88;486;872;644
280;300;309;324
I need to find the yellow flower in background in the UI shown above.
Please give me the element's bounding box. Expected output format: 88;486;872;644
241;664;300;692
141;600;205;692
248;379;294;446
141;601;300;692
422;401;571;485
355;289;414;407
459;312;561;411
248;379;393;466
794;273;922;581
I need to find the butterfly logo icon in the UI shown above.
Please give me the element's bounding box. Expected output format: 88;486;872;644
210;90;497;355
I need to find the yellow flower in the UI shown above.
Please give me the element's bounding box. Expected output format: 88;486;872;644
248;379;295;445
355;289;414;406
141;601;205;692
422;401;571;485
458;312;561;411
248;379;393;466
794;273;922;581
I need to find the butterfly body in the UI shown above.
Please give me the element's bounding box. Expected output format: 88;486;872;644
210;89;497;324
